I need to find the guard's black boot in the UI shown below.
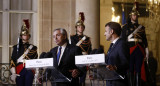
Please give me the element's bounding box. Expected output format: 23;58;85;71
80;82;85;86
136;73;141;86
128;72;134;86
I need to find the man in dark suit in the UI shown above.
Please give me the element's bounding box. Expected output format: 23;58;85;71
104;22;129;86
49;28;83;86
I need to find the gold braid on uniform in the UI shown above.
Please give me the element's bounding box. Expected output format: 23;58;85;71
78;37;91;47
133;29;144;38
25;50;37;59
133;26;144;44
33;53;38;59
27;49;37;55
134;34;137;44
10;60;16;68
80;44;91;54
79;36;91;53
25;55;30;60
81;40;91;45
24;45;37;59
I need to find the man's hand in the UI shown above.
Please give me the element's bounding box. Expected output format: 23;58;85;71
10;73;20;82
145;47;149;64
106;65;117;71
69;69;80;78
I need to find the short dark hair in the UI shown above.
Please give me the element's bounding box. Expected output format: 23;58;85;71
105;22;121;36
53;28;68;41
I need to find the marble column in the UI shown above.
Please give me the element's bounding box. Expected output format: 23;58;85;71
39;0;52;53
75;0;100;49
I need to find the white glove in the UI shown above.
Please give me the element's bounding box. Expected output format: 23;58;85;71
10;73;20;82
10;67;20;82
82;52;88;55
145;47;149;64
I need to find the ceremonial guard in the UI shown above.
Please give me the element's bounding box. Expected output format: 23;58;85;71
71;12;92;86
121;2;149;86
10;19;38;86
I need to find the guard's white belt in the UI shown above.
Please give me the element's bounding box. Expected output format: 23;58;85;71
17;45;33;63
18;59;25;63
128;39;142;42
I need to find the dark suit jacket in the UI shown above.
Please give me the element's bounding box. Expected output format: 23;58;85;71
50;43;83;86
105;38;129;86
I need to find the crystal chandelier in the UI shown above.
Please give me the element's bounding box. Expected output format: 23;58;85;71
147;0;160;15
111;7;120;23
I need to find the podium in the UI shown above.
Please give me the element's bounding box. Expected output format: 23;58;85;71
92;65;124;80
25;58;71;86
50;68;72;82
75;54;124;86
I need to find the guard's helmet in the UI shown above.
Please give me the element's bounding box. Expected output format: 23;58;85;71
75;12;85;28
129;2;140;16
20;19;30;36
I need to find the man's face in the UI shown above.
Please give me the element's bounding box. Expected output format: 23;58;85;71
131;14;138;22
77;25;85;34
21;34;30;42
53;30;66;46
104;26;113;41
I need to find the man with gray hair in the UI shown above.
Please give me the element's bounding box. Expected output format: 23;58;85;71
49;28;83;86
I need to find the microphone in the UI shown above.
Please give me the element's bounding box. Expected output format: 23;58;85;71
90;49;98;54
95;47;104;54
39;52;46;58
44;52;52;58
90;47;104;54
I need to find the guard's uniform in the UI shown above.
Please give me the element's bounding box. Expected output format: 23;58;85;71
10;43;37;86
10;19;38;86
121;22;148;81
71;34;92;55
71;34;92;85
71;12;92;86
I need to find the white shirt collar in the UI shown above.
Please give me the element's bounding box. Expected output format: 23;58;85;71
59;42;67;49
112;37;119;44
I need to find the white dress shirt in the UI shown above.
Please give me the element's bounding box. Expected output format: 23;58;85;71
112;37;119;44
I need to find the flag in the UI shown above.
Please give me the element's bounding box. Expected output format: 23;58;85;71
122;11;126;25
122;3;126;25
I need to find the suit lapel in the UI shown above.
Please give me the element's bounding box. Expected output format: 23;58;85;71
107;38;120;57
106;39;120;63
58;44;70;67
53;47;58;68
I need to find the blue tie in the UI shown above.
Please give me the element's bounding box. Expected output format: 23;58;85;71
57;46;62;62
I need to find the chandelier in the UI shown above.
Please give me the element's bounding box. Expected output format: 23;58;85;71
111;7;120;23
147;0;160;15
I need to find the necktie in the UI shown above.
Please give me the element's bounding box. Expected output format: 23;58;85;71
107;43;114;54
57;46;62;62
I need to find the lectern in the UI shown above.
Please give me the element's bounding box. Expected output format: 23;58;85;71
25;58;71;86
75;54;124;86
